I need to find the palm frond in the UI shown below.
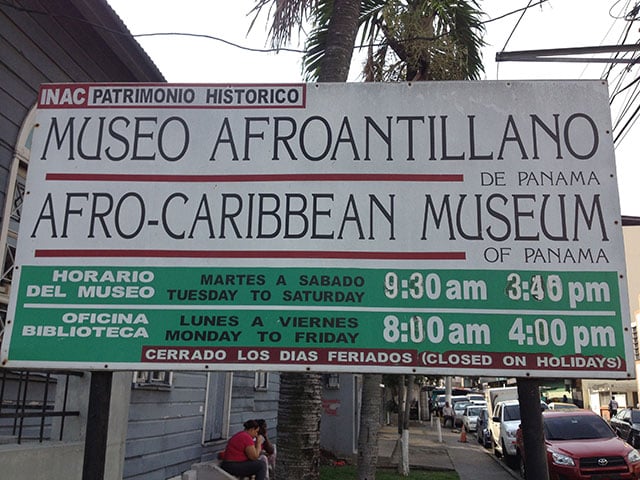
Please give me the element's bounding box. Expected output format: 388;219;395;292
420;0;486;79
249;0;318;48
301;0;333;80
261;0;487;82
365;0;486;81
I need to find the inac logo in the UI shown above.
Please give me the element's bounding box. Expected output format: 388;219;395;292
39;85;87;107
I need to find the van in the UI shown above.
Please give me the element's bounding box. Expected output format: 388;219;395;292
466;393;485;404
485;386;518;419
429;387;471;411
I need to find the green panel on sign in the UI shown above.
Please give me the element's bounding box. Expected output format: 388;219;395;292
6;266;626;373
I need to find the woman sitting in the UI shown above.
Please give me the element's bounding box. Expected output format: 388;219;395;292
256;419;276;478
220;419;267;480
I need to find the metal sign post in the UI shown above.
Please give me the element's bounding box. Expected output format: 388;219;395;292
82;372;112;480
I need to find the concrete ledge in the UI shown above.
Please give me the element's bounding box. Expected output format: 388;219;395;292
0;441;84;479
190;461;239;480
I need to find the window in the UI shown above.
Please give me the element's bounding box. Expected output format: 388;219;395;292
203;372;232;443
0;303;6;342
254;371;269;391
0;370;81;443
132;371;173;389
0;107;35;336
504;404;521;421
544;414;615;440
325;373;340;389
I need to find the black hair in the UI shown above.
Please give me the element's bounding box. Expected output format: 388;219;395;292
243;419;260;430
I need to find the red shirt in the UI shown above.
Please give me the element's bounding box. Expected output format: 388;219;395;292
224;431;255;462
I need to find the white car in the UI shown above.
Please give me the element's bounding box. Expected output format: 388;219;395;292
462;404;486;433
489;399;521;467
489;399;548;468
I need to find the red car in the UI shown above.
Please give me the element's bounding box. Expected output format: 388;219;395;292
517;409;640;479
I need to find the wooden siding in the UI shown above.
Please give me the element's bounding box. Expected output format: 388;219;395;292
124;371;281;479
0;0;164;214
124;372;208;479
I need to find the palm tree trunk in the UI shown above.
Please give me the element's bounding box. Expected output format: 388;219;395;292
357;373;382;480
318;0;361;82
279;1;361;478
276;372;323;480
250;1;378;479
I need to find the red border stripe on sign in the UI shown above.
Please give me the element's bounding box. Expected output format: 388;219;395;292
45;173;464;182
34;250;466;260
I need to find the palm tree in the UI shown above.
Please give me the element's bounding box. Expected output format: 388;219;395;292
357;373;383;479
304;3;485;477
275;372;324;479
250;2;361;478
251;0;361;82
303;0;485;82
249;2;485;478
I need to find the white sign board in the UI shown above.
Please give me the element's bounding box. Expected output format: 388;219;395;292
1;81;633;378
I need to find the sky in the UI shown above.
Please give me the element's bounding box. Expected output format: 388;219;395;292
107;0;640;216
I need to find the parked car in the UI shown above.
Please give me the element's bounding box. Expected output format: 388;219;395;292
462;404;486;433
611;407;640;448
547;402;579;410
490;399;548;468
454;400;471;427
489;399;522;467
434;393;475;417
450;394;471;407
429;387;471;416
517;409;640;479
476;407;492;448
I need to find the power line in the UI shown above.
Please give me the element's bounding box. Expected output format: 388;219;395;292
500;0;534;53
0;0;554;59
132;33;305;54
482;0;549;25
130;2;553;54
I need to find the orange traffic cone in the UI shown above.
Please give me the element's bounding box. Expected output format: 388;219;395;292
458;425;467;443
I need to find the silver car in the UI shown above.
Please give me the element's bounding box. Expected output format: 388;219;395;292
462;404;486;433
453;400;471;427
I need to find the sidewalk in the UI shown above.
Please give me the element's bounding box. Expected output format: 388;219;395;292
377;420;519;480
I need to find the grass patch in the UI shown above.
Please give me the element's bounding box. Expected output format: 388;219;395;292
320;465;459;480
